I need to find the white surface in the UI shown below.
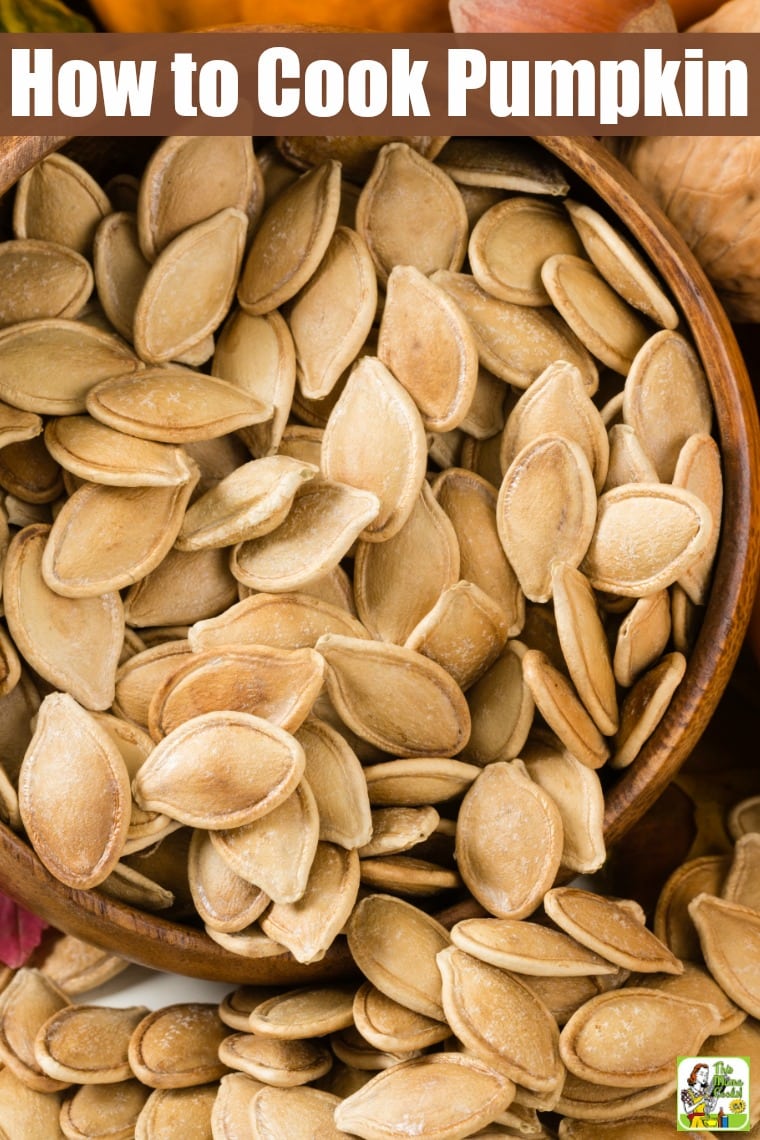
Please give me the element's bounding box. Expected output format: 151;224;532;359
82;962;234;1010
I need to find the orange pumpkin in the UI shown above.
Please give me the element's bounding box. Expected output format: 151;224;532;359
88;0;452;32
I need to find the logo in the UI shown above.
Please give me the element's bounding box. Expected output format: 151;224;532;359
677;1056;751;1131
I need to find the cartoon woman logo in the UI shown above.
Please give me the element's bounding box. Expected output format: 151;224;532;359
680;1062;719;1128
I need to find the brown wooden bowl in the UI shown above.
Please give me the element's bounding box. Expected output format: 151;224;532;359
0;131;758;984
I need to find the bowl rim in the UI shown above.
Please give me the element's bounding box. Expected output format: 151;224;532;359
0;132;758;981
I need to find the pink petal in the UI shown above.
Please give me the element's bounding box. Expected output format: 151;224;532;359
0;891;48;968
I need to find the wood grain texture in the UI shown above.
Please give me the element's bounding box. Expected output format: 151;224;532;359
0;132;757;980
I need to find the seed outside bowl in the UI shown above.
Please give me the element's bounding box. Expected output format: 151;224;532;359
0;129;757;984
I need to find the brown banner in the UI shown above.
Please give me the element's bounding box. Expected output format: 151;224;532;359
0;31;758;136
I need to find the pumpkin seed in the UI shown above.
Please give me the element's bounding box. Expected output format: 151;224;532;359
627;960;746;1036
247;986;356;1040
61;1078;150;1139
98;861;175;912
217;1033;332;1087
0;238;93;327
0;970;69;1097
44;414;195;488
722;832;760;912
460;640;534;765
211;1071;265;1139
321;354;428;540
334;1052;516;1140
122;546;238;629
0;434;63;504
520;973;613;1030
363;756;480;807
455;759;564;920
212;308;296;459
653;854;730;962
581;483;713;597
405;579;510;691
544;888;684;975
672;432;723;604
288;225;377;401
86;365;272;444
438;946;564;1094
436;137;570;196
205;926;289;961
189;592;367;654
18;692;131;889
377;265;480;433
554;1073;678;1124
689;893;760;1018
112;639;192;729
521;649;610;771
92;211;150;342
187;829;270;934
238;161;341;316
34;1004;148;1085
259;842;361;965
353;479;460;643
611;651;687;769
35;934;128;998
359;855;462;897
450;917;617;977
41;474;198;598
134;1085;218;1137
132;710;306;831
137;135;258;261
296;717;373;850
459;366;508;440
13;152;111;257
128;1003;230;1089
230;479;380;593
317;633;471;758
497;434;597;604
500;360;609;493
622;329;713;482
551;562;618;736
250;1085;353;1140
357;142;468;285
346;894;450;1021
559;987;719;1088
564;199;679;329
521;734;606;875
541;254;651;374
133;207;248;364
0;318;141;416
432;466;524;636
332;1028;421;1071
211;779;320;904
0;400;43;451
603;422;659;492
433;270;598;391
147;644;324;740
469;196;584;307
612;590;672;688
356;988;450;1059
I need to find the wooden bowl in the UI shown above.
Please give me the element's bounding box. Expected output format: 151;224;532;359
0;132;758;984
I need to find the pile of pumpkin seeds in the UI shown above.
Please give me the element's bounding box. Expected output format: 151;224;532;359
0;786;758;1136
0;133;732;1132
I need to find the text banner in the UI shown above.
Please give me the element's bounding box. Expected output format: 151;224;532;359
1;32;759;135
